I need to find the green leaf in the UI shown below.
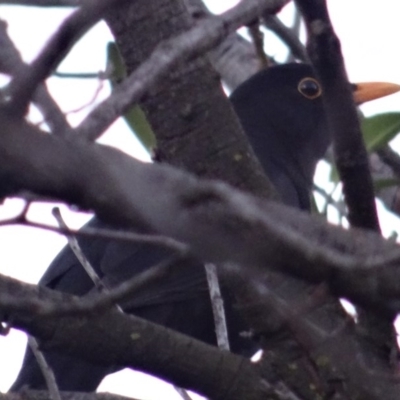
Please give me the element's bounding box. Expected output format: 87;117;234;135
106;42;126;86
106;42;157;153
361;112;400;152
123;105;157;152
388;231;398;242
329;164;339;183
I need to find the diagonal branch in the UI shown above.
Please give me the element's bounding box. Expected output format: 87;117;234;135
1;274;269;400
1;115;400;314
75;0;290;140
6;0;126;117
0;19;69;133
262;14;309;62
27;336;62;400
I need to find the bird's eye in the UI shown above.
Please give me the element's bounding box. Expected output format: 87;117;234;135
297;77;322;99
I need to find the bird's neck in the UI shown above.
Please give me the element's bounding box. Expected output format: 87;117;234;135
249;132;319;210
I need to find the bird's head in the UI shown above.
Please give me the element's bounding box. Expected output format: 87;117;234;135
230;63;400;209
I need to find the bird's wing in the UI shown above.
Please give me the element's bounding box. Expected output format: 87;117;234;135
40;218;208;307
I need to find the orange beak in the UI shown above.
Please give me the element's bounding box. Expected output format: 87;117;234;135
353;81;400;104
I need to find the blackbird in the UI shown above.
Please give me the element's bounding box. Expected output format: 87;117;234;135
10;63;399;392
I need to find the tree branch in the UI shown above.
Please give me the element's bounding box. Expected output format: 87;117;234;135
0;19;69;133
262;14;309;62
0;0;78;5
1;274;269;400
1;115;400;314
76;0;290;140
294;0;380;232
6;0;126;117
1;391;139;400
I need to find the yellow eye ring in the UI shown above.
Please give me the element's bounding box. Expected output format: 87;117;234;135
297;77;322;100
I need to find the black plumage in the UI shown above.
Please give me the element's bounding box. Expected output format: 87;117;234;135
11;63;330;391
230;63;329;209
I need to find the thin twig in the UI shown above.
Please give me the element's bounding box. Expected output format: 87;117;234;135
63;79;105;115
0;19;69;133
247;20;270;68
6;0;125;117
16;216;187;253
377;146;400;180
53;71;102;79
52;207;108;292
0;252;189;317
52;208;195;400
263;14;309;63
28;336;62;400
173;386;194;400
291;5;302;40
205;263;230;351
313;183;345;216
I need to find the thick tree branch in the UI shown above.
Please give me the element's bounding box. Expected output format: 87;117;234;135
3;0;398;396
1;274;269;400
0;0;78;5
1;115;400;314
294;0;396;362
184;0;260;88
77;0;289;140
294;0;380;232
105;0;279;201
224;270;400;400
1;391;139;400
